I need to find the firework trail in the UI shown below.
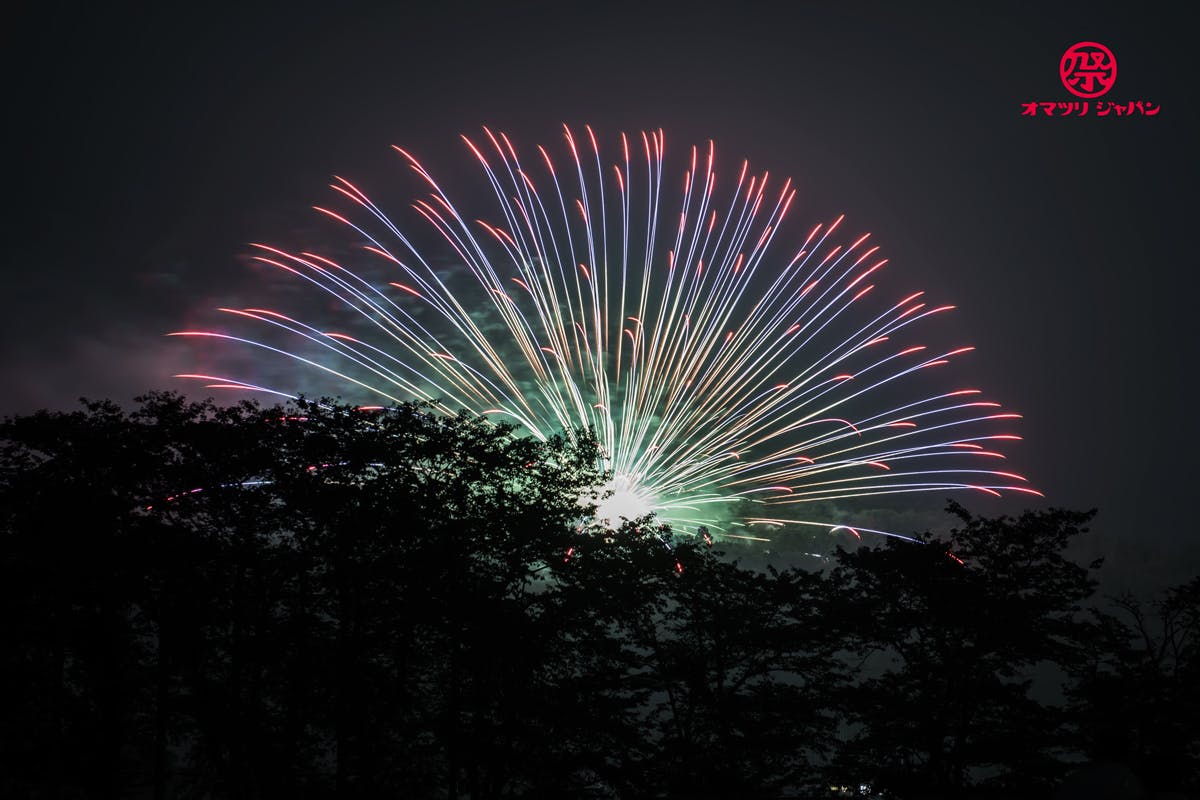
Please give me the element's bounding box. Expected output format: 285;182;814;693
174;125;1039;541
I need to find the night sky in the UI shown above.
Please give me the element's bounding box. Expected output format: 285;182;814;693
4;1;1195;588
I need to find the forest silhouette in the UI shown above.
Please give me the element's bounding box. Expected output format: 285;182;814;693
1;393;1196;799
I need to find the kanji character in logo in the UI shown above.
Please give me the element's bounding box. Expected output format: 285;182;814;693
1060;41;1117;99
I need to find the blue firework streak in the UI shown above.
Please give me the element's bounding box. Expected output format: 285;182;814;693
174;125;1039;541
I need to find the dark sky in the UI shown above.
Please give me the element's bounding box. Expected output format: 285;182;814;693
4;1;1196;587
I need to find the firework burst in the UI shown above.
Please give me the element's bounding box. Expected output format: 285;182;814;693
174;125;1040;541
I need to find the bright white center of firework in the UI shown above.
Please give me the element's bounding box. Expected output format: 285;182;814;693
595;474;655;527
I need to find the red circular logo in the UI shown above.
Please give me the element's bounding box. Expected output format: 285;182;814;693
1060;41;1117;98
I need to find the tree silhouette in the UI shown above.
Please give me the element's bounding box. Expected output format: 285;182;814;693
5;393;1183;800
1;394;606;798
1067;577;1200;797
827;503;1100;798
